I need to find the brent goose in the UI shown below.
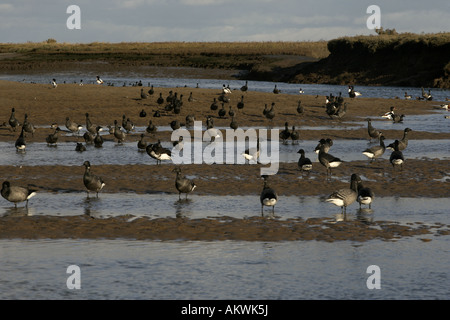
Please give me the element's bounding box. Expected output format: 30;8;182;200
146;120;157;134
325;174;359;213
82;161;105;197
140;88;148;99
173;167;196;200
65;117;82;135
228;106;235;118
297;149;312;175
1;181;37;207
75;142;86;152
265;103;275;121
318;144;342;179
362;135;386;162
260;175;278;216
137;134;147;151
139;109;147;118
23;114;36;137
290;126;299;144
15;126;26;152
315;138;333;154
94;126;104;148
186;114;195;128
122;115;135;133
146;140;172;165
8;108;20;131
273;85;280;94
210;98;219;111
218;103;227;118
366;118;382;142
157;93;164;105
230;116;238;130
389;140;404;171
240;81;248;92
237;95;245;111
356;177;375;209
279;122;291;144
296;100;304;115
148;85;154;95
387;128;412;151
392;114;405;123
113;120;126;143
187;92;195;102
169;120;183;131
46;127;61;146
83;131;94;145
173;136;184;151
85;113;98;135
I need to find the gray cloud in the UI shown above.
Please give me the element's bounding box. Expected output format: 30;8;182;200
0;0;448;43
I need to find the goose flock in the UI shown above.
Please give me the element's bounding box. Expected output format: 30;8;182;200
1;80;445;219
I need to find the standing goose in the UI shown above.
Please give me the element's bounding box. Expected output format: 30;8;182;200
146;140;172;165
9;108;20;131
210;98;219;111
140;88;148;99
290;126;299;144
137;134;147;151
1;181;37;208
237;95;245;111
325;174;359;213
15;126;26;152
94;126;104;148
240;81;248;92
273;85;280;94
85;113;98;135
46;127;61;146
357;177;375;209
23;114;36;137
260;175;278;216
83;130;95;145
362;135;386;162
228;106;235;118
113;120;126;143
279;122;291;144
318;144;342;180
230;115;238;130
315;138;333;154
172;167;196;200
366;118;382;142
139;109;147;118
82;161;105;198
218;103;227;118
65;117;82;135
148;85;154;95
265;102;275;122
157;92;164;105
297;149;312;175
146;120;157;134
389;140;405;171
75;142;86;152
387;128;412;151
296;100;304;115
185;114;195;128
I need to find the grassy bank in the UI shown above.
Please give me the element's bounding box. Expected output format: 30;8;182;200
292;32;450;88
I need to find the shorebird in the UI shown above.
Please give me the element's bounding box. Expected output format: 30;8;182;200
348;85;361;98
173;167;196;200
222;84;232;94
82;161;105;198
51;79;57;88
325;174;359;213
1;181;37;208
260;175;278;216
382;106;396;120
242;139;260;164
96;76;104;85
404;92;412;100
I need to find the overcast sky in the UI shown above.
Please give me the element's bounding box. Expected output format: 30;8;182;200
0;0;449;43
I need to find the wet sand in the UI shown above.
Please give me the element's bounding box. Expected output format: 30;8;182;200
0;80;449;241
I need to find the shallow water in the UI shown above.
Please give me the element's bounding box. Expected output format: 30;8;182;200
2;193;449;225
2;73;450;101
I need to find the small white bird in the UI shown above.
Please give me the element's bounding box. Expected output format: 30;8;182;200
299;88;304;94
51;79;57;88
96;76;104;85
222;84;231;94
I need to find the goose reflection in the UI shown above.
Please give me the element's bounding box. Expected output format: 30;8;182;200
2;205;33;217
83;196;101;219
174;198;193;218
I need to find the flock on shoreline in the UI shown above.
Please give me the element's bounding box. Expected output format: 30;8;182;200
1;78;448;218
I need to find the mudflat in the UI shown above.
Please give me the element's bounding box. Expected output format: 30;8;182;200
0;80;449;241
